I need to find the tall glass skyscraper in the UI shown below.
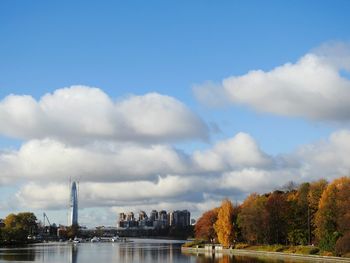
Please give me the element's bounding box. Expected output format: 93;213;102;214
70;181;78;226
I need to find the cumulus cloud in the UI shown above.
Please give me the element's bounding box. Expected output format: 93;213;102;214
192;132;272;171
16;183;69;210
10;129;350;213
5;123;350;220
0;132;273;185
6;132;272;212
16;176;206;209
3;82;350;224
194;42;350;121
296;129;350;180
0;86;209;143
0;139;189;183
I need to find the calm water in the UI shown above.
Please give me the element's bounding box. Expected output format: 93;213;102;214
0;239;287;263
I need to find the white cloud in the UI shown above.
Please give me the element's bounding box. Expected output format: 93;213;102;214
16;175;214;209
0;132;274;185
312;41;350;71
4;87;350;225
192;132;272;171
0;139;189;183
296;129;350;180
194;42;350;121
6;129;350;215
0;86;209;143
16;183;69;210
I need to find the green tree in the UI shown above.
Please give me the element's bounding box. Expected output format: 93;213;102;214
1;212;38;244
265;191;289;244
237;193;268;244
287;183;310;245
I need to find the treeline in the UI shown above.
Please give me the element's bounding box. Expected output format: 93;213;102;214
0;212;38;245
194;176;350;256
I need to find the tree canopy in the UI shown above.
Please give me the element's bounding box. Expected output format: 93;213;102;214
194;176;350;255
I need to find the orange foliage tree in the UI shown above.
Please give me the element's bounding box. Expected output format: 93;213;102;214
214;199;235;247
315;177;350;252
194;208;219;241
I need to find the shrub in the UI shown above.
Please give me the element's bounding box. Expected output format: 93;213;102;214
292;246;320;255
234;243;250;249
321;251;334;256
309;247;320;255
182;240;205;248
335;233;350;256
274;246;287;252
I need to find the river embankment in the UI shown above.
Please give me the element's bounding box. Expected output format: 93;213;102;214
182;247;350;262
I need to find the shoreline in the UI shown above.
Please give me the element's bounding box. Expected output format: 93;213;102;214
181;247;350;262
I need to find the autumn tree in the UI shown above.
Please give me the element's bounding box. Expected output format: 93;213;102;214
195;208;219;241
214;199;235;247
265;191;289;244
287;183;310;245
1;212;38;243
308;179;328;243
315;177;350;252
4;213;17;228
231;203;242;242
237;193;268;244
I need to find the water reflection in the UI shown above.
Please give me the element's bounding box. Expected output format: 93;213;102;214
116;241;191;263
0;240;298;263
0;248;35;261
71;245;78;263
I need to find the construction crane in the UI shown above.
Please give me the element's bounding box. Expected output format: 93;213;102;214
43;212;53;235
43;212;51;227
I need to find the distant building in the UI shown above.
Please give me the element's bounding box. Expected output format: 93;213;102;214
126;212;135;222
138;211;149;228
119;213;126;221
117;209;191;229
150;210;158;221
158;210;168;228
69;181;78;226
169;210;191;227
138;211;148;221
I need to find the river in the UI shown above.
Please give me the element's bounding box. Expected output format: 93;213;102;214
0;239;291;263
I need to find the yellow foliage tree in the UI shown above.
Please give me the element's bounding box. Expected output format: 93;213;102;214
214;199;235;247
315;177;350;252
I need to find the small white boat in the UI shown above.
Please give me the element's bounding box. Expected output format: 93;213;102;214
91;236;100;242
111;236;120;242
73;237;82;244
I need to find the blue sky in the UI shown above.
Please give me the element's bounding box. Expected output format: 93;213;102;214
1;1;350;226
1;1;348;152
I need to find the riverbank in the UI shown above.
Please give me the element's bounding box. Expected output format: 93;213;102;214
182;247;350;262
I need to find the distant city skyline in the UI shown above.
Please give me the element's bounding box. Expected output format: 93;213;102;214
117;209;191;229
1;1;350;227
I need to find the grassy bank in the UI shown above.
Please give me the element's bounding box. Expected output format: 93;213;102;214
182;241;350;258
235;244;321;255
